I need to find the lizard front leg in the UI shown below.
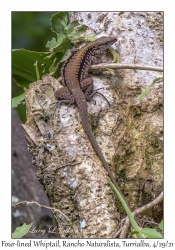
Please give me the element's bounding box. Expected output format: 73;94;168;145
80;78;110;106
52;87;75;115
54;87;75;103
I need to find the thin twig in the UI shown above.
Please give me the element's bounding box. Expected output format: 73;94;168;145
90;63;163;72
112;228;122;238
116;191;163;238
132;191;163;217
50;64;163;84
12;200;70;222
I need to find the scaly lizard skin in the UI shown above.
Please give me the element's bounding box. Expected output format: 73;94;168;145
54;36;130;209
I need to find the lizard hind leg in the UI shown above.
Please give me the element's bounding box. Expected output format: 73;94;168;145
80;78;110;106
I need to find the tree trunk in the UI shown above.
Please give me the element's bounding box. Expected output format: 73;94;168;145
12;109;54;239
23;12;163;238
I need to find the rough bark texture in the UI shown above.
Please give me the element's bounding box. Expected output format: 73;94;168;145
12;109;54;239
23;12;163;238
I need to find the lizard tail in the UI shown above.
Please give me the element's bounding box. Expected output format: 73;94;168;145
74;91;130;208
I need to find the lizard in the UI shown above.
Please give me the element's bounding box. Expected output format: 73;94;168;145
54;36;131;210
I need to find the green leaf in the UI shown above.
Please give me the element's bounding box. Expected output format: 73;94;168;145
46;37;71;52
150;77;163;88
56;32;67;45
12;93;25;108
140;228;163;238
34;61;40;80
142;89;149;95
108;47;120;63
12;49;49;85
46;37;59;49
159;220;163;231
68;24;87;38
52;37;72;52
107;178;143;238
60;49;72;62
43;51;57;63
47;52;64;77
12;223;32;238
66;20;79;35
138;77;163;101
50;12;68;34
138;94;143;101
41;51;64;77
83;36;97;41
130;230;139;235
46;34;68;50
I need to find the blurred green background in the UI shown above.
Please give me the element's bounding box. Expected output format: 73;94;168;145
12;12;57;123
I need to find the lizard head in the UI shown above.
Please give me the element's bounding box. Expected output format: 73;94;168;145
92;36;117;54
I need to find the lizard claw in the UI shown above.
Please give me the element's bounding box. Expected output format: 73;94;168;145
50;101;62;118
50;99;75;118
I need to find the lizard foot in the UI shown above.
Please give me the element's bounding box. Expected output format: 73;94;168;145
50;100;73;118
88;88;110;106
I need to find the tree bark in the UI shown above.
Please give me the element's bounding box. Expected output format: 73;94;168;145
12;109;54;239
23;12;163;238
